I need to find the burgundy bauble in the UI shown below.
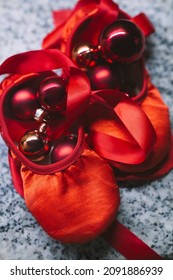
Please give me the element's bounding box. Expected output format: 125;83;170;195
88;65;120;90
19;130;50;162
39;77;66;112
51;136;77;163
99;19;145;64
72;43;100;69
10;87;38;120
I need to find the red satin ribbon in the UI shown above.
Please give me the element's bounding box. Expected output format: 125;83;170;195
0;49;75;74
116;135;173;181
103;220;163;260
52;10;71;27
89;89;156;164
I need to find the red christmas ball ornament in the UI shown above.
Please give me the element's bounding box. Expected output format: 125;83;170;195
51;135;77;163
72;43;100;69
88;65;120;90
10;87;38;120
99;19;145;64
19;130;50;162
39;76;66;112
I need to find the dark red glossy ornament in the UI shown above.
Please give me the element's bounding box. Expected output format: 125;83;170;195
72;43;100;69
51;135;77;162
99;19;145;64
39;76;66;112
88;65;120;90
10;87;38;120
19;130;50;162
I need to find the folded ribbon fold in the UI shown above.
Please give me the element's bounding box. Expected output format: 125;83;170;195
88;89;156;164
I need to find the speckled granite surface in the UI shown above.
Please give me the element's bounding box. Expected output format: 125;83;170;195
0;0;173;260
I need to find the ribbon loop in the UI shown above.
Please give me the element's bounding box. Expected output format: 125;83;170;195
88;89;156;164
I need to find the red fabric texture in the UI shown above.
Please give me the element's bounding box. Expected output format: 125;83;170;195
21;147;120;243
103;220;163;260
8;144;120;243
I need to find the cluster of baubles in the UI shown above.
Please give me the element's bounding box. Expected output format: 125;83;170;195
10;76;77;163
10;20;144;164
72;19;145;92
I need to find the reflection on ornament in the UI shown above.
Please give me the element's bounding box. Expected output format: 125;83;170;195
51;135;77;162
10;87;38;120
34;108;45;122
88;65;120;90
39;76;66;111
72;43;100;69
38;123;49;136
34;108;58;123
19;130;50;162
99;19;145;64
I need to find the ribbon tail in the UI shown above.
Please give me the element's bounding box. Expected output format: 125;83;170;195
52;10;72;27
102;219;163;260
0;49;75;75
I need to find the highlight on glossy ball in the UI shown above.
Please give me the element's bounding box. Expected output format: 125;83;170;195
19;130;50;162
39;76;67;112
99;19;145;64
34;108;59;124
87;64;120;90
51;135;77;163
10;87;38;120
71;43;99;69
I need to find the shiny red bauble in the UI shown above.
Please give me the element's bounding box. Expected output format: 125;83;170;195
99;19;145;64
51;136;77;163
72;43;100;69
39;76;66;112
19;130;50;162
10;87;38;120
87;65;120;90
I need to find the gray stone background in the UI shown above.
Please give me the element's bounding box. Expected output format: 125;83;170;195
0;0;172;259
